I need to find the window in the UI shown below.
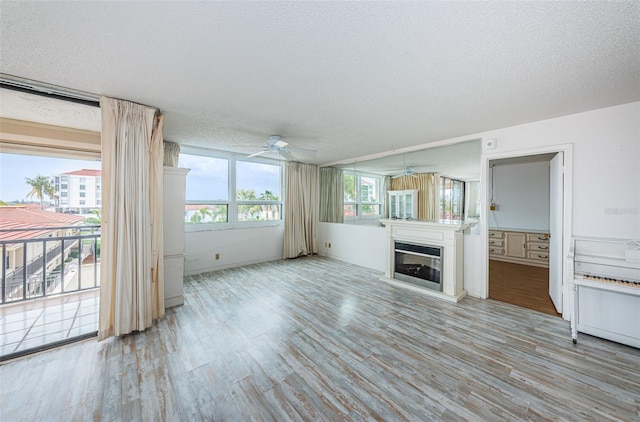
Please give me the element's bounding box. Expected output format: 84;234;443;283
236;161;281;222
79;177;86;183
61;192;67;197
79;184;85;190
79;200;85;205
60;184;67;190
344;171;382;219
439;176;465;221
79;192;86;198
179;150;283;229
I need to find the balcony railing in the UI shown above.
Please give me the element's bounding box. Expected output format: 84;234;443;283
1;225;101;304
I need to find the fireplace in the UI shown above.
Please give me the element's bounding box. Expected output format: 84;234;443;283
380;219;469;302
394;242;443;291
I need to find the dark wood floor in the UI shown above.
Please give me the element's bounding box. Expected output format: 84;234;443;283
489;259;560;317
1;256;638;421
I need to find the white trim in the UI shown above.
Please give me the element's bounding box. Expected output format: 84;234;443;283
480;143;573;320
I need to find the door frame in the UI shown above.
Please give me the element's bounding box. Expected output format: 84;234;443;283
479;143;573;320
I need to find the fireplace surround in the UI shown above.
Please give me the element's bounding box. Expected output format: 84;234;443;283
380;219;470;302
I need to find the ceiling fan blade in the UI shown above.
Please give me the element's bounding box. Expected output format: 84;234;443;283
247;150;267;158
279;149;296;161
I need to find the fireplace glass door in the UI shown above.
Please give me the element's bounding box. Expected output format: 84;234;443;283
394;242;443;291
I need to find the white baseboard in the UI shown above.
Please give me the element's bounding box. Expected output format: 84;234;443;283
184;255;283;276
164;295;184;308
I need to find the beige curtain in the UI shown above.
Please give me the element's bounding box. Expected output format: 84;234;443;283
381;175;391;218
319;167;344;223
99;96;165;341
163;141;180;167
390;173;440;221
284;161;318;258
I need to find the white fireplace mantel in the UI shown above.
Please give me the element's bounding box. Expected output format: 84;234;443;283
380;219;470;303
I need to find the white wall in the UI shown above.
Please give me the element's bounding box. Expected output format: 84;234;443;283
482;102;639;239
489;161;550;231
318;101;640;297
184;102;639;287
184;226;284;276
318;222;387;272
462;224;484;297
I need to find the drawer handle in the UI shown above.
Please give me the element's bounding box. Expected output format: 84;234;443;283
489;240;495;244
489;249;496;253
489;233;496;237
538;246;548;250
538;236;548;241
538;254;548;259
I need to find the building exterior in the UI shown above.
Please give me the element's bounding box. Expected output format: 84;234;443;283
52;169;101;214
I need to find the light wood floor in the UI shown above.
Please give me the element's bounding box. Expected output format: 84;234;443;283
1;256;638;421
489;259;560;317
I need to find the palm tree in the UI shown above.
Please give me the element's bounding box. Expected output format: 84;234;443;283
189;212;203;224
198;207;213;223
237;189;260;221
25;175;56;209
84;209;102;229
82;209;102;259
259;190;280;220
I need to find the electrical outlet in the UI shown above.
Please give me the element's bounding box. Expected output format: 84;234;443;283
215;253;220;260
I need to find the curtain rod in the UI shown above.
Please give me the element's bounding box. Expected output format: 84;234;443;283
0;74;100;108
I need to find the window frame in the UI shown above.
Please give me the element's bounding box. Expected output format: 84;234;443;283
439;176;466;222
343;170;383;220
180;147;284;232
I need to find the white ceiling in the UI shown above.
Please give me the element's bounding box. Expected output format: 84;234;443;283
1;2;638;165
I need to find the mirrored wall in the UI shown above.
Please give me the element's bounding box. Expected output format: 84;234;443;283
320;139;482;225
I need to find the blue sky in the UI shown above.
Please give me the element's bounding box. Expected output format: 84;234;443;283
0;152;281;203
179;154;281;201
0;153;100;202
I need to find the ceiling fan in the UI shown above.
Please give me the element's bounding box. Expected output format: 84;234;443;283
391;166;419;179
391;154;419;178
248;135;316;161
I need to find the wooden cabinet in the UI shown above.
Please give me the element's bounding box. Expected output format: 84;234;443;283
489;229;549;268
388;190;418;220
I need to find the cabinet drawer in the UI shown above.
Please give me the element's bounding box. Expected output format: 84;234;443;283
527;233;549;242
527;251;549;261
489;231;504;239
488;239;504;247
528;242;549;252
489;247;505;256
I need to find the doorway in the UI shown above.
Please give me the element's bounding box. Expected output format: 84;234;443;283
483;148;571;318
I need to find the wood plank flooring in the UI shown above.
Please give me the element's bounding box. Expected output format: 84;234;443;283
489;259;560;317
1;256;638;421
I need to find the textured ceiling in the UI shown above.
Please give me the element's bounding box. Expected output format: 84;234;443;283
1;1;638;165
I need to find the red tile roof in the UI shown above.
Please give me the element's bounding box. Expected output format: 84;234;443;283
62;169;101;177
0;206;85;241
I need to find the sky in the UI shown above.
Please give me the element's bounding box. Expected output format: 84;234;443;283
179;154;281;201
0;152;281;204
0;153;101;202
